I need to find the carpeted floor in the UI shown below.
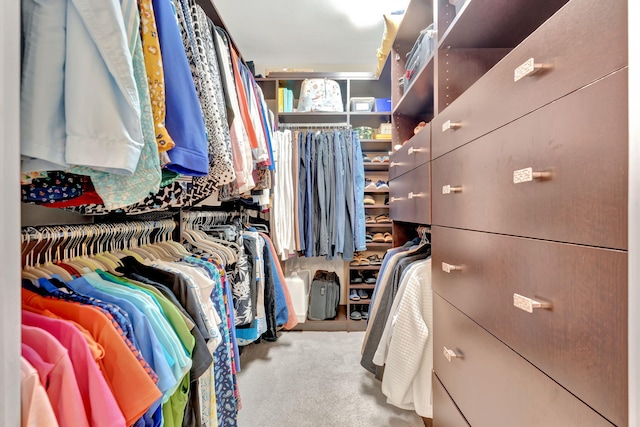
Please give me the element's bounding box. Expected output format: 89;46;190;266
237;330;425;427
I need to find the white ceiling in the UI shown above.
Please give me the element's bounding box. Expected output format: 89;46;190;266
213;0;408;76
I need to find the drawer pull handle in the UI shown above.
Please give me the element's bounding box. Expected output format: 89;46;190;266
408;147;424;155
389;197;397;203
442;184;463;194
442;262;462;273
513;293;552;313
408;192;424;199
443;346;462;362
390;161;400;167
514;58;545;82
442;120;462;132
513;167;552;184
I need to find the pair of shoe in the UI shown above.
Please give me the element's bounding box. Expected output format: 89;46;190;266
367;254;383;265
375;214;391;223
349;255;370;266
364;179;376;190
349;289;368;301
350;305;369;321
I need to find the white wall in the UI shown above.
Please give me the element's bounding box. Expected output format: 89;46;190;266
0;0;22;424
629;1;639;425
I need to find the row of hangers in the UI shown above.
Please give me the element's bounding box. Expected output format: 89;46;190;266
21;220;190;282
181;211;245;265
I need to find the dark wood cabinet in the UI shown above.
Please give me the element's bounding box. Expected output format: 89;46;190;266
433;294;615;427
431;69;628;250
432;226;628;426
389;0;629;425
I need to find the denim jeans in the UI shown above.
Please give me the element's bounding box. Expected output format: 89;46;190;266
304;132;315;257
343;131;355;260
298;131;307;252
333;130;346;258
352;131;367;251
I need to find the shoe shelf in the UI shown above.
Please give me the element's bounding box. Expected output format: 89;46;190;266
364;204;389;209
349;265;381;271
366;224;393;228
364;189;389;193
364;163;389;171
349;284;377;289
366;242;392;248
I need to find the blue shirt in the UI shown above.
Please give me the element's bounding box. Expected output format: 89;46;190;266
154;0;209;176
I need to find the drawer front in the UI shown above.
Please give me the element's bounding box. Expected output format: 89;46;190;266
432;69;628;249
433;373;470;427
432;0;627;159
433;294;615;427
432;226;627;427
389;162;431;224
389;125;431;180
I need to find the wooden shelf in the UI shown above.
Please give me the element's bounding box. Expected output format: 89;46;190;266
364;189;389;194
347;300;372;306
350;112;392;116
364;163;389;171
360;139;392;143
439;0;570;49
278;112;347;116
348;284;376;290
291;305;348;332
365;242;392;248
394;55;435;117
366;223;392;228
348;266;382;271
364;204;389;209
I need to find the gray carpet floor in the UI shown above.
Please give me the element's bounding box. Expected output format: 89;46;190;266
237;330;424;427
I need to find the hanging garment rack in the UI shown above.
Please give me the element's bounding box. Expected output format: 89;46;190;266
21;219;178;267
278;122;351;130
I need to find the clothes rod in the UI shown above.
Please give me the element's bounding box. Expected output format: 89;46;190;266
278;122;351;130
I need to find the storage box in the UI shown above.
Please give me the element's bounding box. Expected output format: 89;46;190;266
378;123;392;135
404;23;437;90
286;271;310;323
375;98;392;112
350;97;375;112
354;126;374;139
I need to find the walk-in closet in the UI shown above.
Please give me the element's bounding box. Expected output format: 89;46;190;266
2;0;639;426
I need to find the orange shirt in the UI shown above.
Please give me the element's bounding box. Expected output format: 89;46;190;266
22;289;162;426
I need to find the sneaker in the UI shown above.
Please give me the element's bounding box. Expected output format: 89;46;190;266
376;180;389;190
349;289;360;301
361;307;369;320
364;178;376;190
357;289;368;299
364;195;375;205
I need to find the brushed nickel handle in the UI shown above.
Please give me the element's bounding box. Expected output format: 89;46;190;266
513;293;552;313
442;184;463;194
442;262;462;273
442;120;462;132
408;192;424;199
390;161;400;167
513;167;552;184
408;147;424;155
389;197;397;203
443;346;462;362
514;58;545;82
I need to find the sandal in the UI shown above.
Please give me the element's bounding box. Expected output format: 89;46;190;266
372;233;385;243
375;214;391;223
367;254;382;265
383;232;393;243
365;215;376;224
350;310;362;320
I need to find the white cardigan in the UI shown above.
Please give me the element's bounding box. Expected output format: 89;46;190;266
372;258;433;418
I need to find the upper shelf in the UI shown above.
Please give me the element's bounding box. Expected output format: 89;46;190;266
394;0;434;50
393;55;435;117
439;0;571;49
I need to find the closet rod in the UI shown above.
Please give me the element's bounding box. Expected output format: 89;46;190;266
278;122;351;130
21;219;178;265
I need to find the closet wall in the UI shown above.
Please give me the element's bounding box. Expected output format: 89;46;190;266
1;0;21;423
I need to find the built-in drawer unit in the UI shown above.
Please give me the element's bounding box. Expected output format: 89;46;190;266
389;124;430;180
431;69;628;250
389;161;430;224
433;294;615;427
433;373;470;427
432;0;627;159
432;226;627;426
